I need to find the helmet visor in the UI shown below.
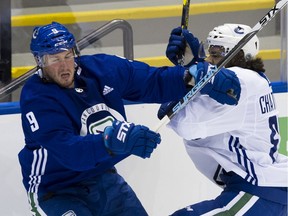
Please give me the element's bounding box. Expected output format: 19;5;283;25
208;45;226;58
198;42;226;58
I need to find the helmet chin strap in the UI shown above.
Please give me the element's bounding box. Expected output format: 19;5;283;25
37;68;51;83
34;56;44;67
34;55;49;81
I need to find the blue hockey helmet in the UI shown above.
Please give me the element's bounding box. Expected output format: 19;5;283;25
30;22;78;58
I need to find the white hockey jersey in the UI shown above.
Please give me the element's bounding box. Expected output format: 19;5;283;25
168;67;288;187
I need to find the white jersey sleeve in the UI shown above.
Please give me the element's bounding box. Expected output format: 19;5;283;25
168;67;288;187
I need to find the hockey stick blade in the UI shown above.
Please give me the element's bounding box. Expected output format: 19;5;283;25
154;0;288;132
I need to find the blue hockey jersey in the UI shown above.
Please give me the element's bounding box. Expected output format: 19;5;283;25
19;54;187;194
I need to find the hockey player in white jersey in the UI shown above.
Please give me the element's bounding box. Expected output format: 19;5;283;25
159;24;288;215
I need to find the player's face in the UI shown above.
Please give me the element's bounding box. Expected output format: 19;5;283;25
42;49;75;88
206;45;225;65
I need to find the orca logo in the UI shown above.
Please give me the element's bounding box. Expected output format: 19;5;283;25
234;26;245;34
75;88;84;93
32;29;39;39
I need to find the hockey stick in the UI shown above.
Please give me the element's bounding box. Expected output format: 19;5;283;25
181;0;191;30
178;0;191;65
154;0;288;132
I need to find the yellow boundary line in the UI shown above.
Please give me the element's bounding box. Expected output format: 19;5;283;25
12;0;274;26
12;49;280;79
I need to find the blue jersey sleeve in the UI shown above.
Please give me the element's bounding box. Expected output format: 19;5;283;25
79;54;187;103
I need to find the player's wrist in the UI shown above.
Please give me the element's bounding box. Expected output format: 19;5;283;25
183;68;195;87
103;126;116;155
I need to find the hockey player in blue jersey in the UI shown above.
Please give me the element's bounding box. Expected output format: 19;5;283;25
18;22;241;216
159;24;288;215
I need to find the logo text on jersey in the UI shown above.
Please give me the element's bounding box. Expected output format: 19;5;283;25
103;85;114;95
62;210;76;216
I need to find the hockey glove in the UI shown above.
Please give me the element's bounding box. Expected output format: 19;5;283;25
189;62;241;105
157;101;178;120
166;27;204;67
103;120;161;159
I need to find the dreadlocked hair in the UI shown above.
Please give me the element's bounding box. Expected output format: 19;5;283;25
225;50;266;73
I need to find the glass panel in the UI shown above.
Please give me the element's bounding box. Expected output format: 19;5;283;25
280;6;287;82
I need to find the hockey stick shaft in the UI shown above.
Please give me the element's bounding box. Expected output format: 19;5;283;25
178;0;191;65
154;0;288;132
181;0;191;30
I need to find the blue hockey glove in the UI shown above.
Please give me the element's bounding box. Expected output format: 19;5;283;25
103;120;161;159
166;27;204;66
157;101;177;120
189;62;241;105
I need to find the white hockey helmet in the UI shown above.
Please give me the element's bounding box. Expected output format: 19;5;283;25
206;23;259;60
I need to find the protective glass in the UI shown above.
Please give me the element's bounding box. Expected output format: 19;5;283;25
208;45;226;58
